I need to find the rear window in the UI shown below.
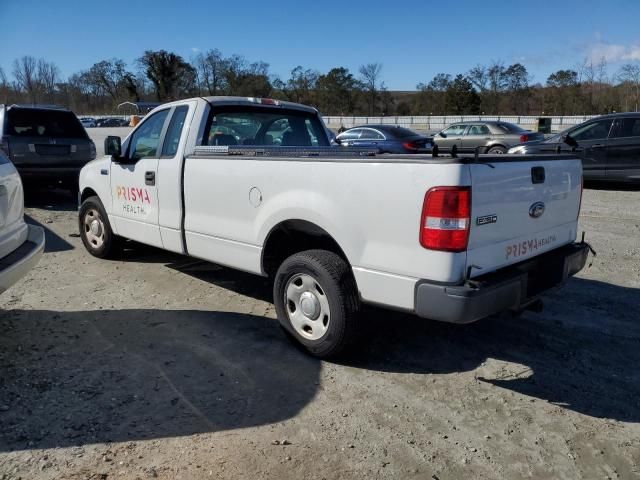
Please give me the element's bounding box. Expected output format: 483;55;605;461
6;108;87;139
202;106;329;147
380;126;418;139
495;122;526;133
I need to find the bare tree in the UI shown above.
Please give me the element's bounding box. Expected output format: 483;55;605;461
13;56;39;103
0;66;9;103
37;59;59;102
194;49;226;95
359;63;383;115
467;64;488;112
618;63;640;112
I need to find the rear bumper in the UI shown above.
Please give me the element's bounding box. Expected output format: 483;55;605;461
0;225;45;294
415;242;590;323
15;166;83;181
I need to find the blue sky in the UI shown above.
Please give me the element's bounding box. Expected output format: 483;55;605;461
1;0;639;90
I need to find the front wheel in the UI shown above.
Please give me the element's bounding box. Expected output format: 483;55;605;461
79;196;121;259
273;250;360;358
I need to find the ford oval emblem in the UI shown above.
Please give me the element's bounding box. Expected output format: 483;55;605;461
529;201;545;218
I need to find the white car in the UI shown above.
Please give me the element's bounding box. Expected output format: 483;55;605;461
78;96;589;357
0;152;45;293
80;118;96;128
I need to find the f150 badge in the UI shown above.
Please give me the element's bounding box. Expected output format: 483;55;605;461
476;214;497;226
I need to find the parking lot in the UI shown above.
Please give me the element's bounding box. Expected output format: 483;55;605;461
0;177;639;479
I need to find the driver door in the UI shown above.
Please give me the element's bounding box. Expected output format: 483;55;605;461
569;119;613;180
437;124;467;152
110;108;170;248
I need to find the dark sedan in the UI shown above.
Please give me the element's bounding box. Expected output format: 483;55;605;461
95;117;130;127
335;125;432;153
508;113;640;182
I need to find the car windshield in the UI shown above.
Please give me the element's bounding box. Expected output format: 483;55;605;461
6;108;87;138
495;122;526;133
202;107;329;147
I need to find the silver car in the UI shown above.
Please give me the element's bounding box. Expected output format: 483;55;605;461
433;121;544;155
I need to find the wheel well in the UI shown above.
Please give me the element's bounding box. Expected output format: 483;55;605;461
261;220;348;277
488;144;506;151
80;187;98;203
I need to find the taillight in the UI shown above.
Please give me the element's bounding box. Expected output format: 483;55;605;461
89;141;96;159
519;134;529;143
403;141;418;151
0;138;10;157
420;187;471;252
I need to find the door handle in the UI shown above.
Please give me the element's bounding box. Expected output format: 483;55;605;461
145;171;156;186
591;144;605;149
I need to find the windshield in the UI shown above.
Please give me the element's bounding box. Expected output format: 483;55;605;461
202;107;329;147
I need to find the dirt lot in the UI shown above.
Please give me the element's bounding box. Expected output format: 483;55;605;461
1;183;639;480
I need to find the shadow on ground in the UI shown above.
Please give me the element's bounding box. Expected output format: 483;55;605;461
24;214;74;253
0;309;318;452
1;268;638;453
338;277;640;422
23;186;77;212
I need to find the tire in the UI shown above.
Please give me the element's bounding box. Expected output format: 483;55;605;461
451;145;458;157
78;196;121;259
273;249;360;358
487;145;507;154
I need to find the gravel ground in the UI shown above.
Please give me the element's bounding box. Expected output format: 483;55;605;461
0;183;639;480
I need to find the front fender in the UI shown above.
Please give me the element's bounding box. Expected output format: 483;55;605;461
79;156;112;214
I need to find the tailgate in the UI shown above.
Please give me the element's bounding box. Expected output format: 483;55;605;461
466;158;582;278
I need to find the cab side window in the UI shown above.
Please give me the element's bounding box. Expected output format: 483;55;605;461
338;129;362;140
610;118;640;138
468;125;490;135
571;119;612;142
360;129;384;140
443;125;466;136
161;106;189;157
128;109;170;160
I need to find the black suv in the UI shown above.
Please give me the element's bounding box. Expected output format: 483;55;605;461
508;113;640;183
0;104;96;192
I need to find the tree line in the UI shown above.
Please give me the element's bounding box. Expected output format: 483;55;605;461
1;49;639;116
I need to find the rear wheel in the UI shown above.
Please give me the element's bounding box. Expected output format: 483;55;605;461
273;249;360;358
451;145;458;157
487;145;507;154
79;196;121;258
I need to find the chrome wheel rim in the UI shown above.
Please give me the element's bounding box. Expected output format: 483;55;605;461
284;273;330;340
84;208;105;249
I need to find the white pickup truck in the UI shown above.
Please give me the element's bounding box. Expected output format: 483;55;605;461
78;96;590;357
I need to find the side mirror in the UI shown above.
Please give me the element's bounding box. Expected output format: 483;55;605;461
105;136;122;158
562;134;578;148
333;137;342;145
438;132;447;138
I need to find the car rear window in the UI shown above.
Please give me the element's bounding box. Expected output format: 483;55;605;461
380;126;418;139
495;122;526;133
6;108;88;139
